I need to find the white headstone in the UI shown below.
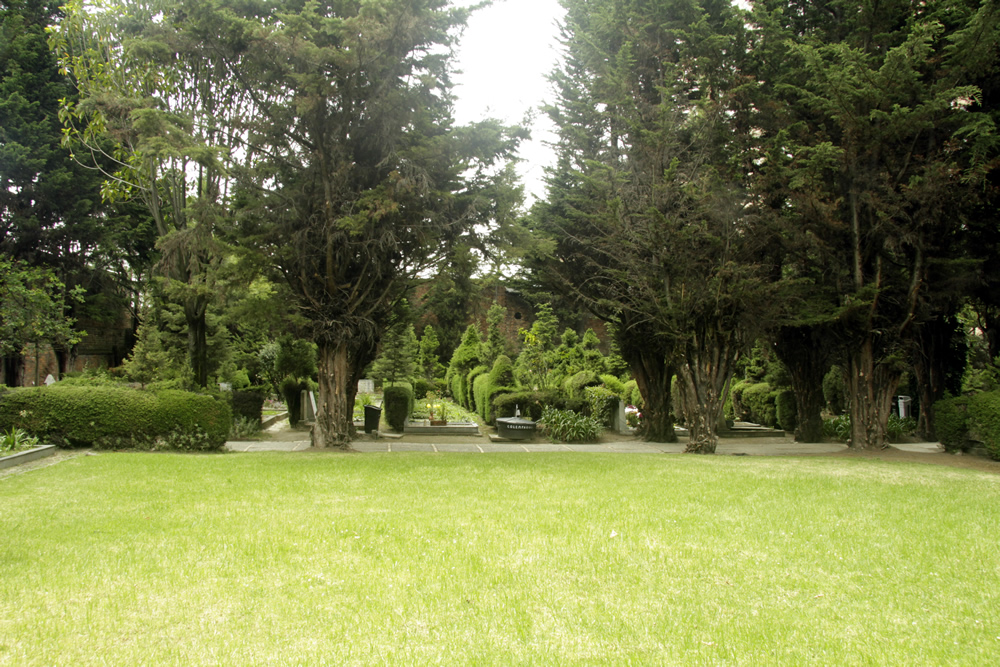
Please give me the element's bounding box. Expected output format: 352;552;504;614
44;374;57;386
358;378;375;394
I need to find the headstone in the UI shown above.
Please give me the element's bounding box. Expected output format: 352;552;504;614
301;389;318;422
613;399;630;434
358;378;375;395
44;374;57;386
218;382;232;392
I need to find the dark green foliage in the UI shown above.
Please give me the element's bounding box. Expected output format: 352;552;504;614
933;395;971;453
383;385;414;432
564;370;599;399
823;367;846;415
492;391;551;422
540;406;602;443
473;372;491;421
584;386;619;427
280;376;307;426
775;390;798;432
412;378;432;400
230;389;265;426
0;385;230;450
967;392;1000;460
729;379;749;421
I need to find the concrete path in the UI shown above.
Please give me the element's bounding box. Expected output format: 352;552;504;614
225;417;947;456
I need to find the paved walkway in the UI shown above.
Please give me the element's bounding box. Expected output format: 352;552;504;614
226;421;946;456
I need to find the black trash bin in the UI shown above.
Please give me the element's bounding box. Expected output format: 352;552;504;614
363;404;382;433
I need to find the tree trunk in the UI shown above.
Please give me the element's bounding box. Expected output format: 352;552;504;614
617;326;676;443
845;337;901;449
312;339;355;449
678;339;736;455
911;316;961;441
2;353;23;387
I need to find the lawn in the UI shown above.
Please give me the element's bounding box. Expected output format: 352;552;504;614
1;452;997;665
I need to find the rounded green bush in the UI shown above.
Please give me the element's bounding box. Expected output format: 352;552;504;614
383;385;414;432
775;389;797;432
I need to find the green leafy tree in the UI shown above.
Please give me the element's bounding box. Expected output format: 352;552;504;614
0;257;84;385
372;324;418;388
417;325;445;382
513;302;559;390
748;0;1000;448
481;302;508;368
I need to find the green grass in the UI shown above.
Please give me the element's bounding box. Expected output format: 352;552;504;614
1;453;998;665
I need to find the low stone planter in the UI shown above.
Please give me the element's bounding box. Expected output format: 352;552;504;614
0;445;57;471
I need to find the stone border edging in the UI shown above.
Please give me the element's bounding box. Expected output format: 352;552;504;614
0;445;58;470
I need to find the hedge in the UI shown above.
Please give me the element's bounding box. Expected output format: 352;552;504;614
775;389;797;432
231;388;265;426
466;365;489;413
599;374;626;397
492;390;587;422
383;384;414;432
0;385;231;450
741;382;778;428
483;355;516;424
967;391;1000;460
473;372;491;421
933;395;970;452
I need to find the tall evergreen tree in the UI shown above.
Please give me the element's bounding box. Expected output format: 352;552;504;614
748;0;1000;448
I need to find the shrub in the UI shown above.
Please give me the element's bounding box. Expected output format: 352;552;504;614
886;415;917;442
484;355;516;424
967;391;1000;460
0;427;39;453
822;414;852;442
280;376;306;426
540;406;602;443
599;374;626;397
230;389;265;426
473;372;491;421
229;416;262;440
585;385;619;427
467;365;489;413
775;389;797;432
741;382;777;428
0;385;231;450
933;395;970;452
412;378;432;401
564;370;600;399
729;379;750;421
383;385;414;432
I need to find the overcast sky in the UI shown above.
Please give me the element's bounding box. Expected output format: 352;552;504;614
451;0;566;205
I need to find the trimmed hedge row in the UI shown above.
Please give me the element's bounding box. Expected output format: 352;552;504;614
933;392;1000;459
0;385;231;450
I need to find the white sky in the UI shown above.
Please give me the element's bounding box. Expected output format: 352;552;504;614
452;0;566;205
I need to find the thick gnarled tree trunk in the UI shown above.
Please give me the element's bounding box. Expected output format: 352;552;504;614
678;335;737;455
312;340;355;449
846;337;901;450
774;326;835;443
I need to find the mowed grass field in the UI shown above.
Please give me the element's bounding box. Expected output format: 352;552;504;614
1;451;997;665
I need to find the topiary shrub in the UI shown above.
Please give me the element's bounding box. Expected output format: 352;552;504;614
564;370;600;399
775;389;797;432
599;374;626;397
473;372;491;421
741;382;777;427
466;365;489;413
540;406;602;443
493;390;556;422
485;355;516;424
230;388;265;426
280;376;306;426
585;385;619;427
933;395;970;452
0;385;231;450
967;391;1000;460
383;385;414;432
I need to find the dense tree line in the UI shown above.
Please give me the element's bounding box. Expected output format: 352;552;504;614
527;0;1000;452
